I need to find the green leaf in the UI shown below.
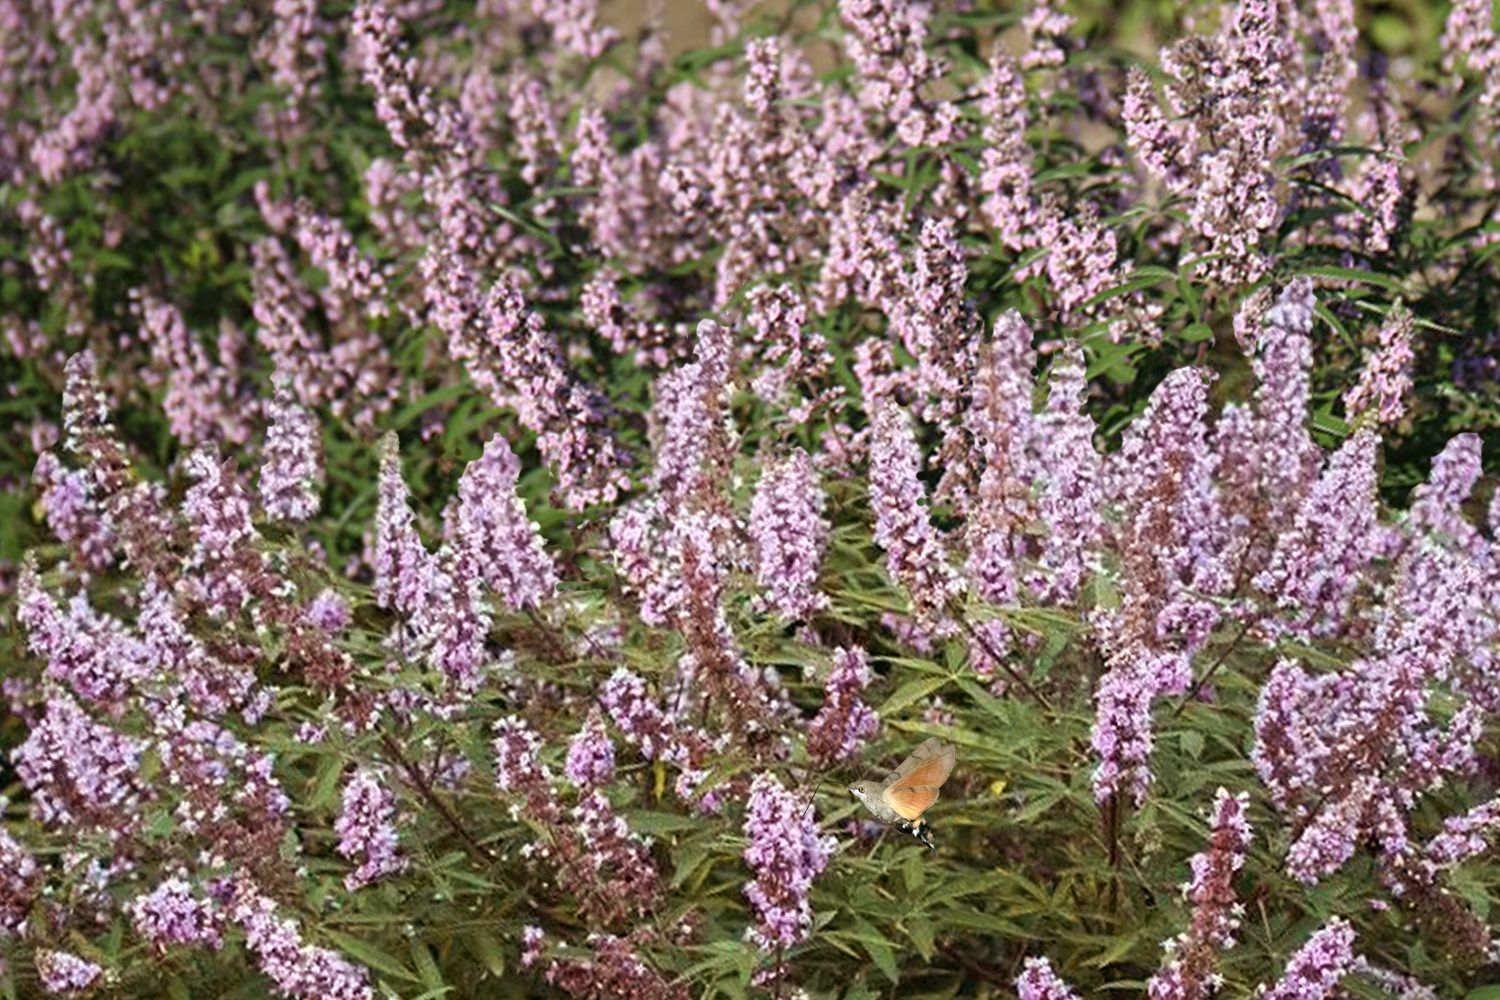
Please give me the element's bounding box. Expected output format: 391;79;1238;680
878;677;950;717
1291;264;1404;295
321;930;421;984
463;932;507;978
905;914;936;962
410;939;448;995
842;920;900;985
629;810;701;835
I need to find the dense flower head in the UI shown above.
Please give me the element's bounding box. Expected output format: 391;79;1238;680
17;560;150;711
335;768;406;890
373;432;431;616
36;949;103;996
13;690;145;834
32;451;115;572
227;883;374;1000
449;432;558;610
1344;306;1415;427
869;402;963;622
1254;429;1382;638
1091;643;1192;804
565;709;617;788
1031;344;1102;603
1255;919;1358;1000
181;445;263;617
129;877;224;950
742;772;834;950
1249;278;1320;515
0;829;40;937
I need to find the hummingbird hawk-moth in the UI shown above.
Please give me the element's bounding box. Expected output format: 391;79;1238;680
848;737;956;850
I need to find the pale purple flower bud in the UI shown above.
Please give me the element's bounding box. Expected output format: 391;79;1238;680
1408;433;1483;550
1249;279;1320;517
17;559;149;711
1091;645;1192;804
414;551;491;695
135;291;250;447
1254;430;1381;638
964;311;1036;611
374;433;431;615
13;691;145;834
528;0;618;59
227;883;373;1000
257;0;327;111
978;52;1039;251
1031;344;1102;603
746;284;831;406
182;445;263;617
1021;0;1074;72
1148;789;1252;1000
1123;68;1195;189
520;925;545;968
306;588;352;633
1344;307;1414;427
32;451;115;571
0;828;39;937
1108;368;1224;650
742;772;833;950
650;319;734;509
1422;797;1500;872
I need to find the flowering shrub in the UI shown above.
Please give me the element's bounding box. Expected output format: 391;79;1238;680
1;0;1498;997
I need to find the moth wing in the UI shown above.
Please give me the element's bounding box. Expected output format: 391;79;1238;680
879;742;956;820
881;737;955;786
882;783;942;821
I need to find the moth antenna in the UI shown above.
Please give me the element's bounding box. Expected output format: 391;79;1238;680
801;778;827;822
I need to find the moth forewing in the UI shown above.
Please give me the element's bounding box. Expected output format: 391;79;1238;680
878;740;956;821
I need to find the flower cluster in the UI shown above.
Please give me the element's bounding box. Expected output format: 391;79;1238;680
3;0;1500;996
742;773;834;950
334;769;405;891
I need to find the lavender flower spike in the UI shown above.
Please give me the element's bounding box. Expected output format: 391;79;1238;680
806;646;879;765
450;432;558;611
742;772;834;950
260;367;323;522
749;448;830;622
1148;788;1252;1000
869;402;962;622
36;949;103;996
373;432;431;615
335;768;406;890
